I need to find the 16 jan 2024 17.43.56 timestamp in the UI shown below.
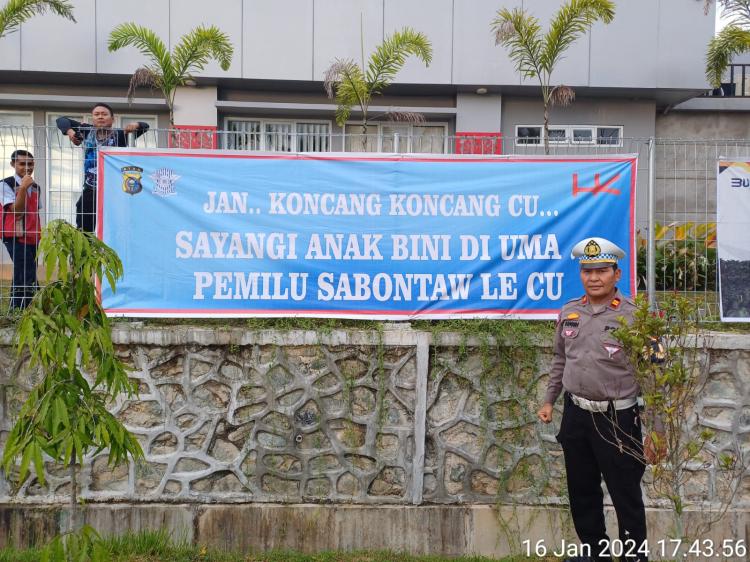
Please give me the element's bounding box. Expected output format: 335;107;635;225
522;538;747;559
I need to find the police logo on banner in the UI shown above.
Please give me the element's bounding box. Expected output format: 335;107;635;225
150;168;180;197
120;166;143;195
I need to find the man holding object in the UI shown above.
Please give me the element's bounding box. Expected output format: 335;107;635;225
56;103;149;232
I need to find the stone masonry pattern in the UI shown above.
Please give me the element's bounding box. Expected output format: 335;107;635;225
0;327;749;507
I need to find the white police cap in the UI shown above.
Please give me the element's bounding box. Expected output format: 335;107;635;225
571;237;625;269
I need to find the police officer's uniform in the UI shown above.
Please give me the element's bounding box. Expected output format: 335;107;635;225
545;238;647;562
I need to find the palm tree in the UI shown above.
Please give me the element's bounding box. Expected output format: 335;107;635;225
0;0;75;39
108;23;234;129
324;27;432;150
491;0;615;154
706;1;750;88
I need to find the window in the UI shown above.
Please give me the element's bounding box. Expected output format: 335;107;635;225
343;123;448;153
117;115;159;148
224;118;331;152
548;128;567;143
572;128;594;144
597;127;621;146
0;111;34;169
514;125;623;147
516;126;542;145
46;113;158;225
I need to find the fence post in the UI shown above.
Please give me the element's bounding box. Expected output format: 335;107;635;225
647;137;656;309
127;132;135;147
411;332;429;505
393;132;400;154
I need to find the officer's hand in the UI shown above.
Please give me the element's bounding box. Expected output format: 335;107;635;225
644;431;667;464
537;403;554;424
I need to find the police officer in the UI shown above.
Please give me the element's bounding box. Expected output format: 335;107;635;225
537;237;654;562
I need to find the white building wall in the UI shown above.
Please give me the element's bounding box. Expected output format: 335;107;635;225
2;0;714;90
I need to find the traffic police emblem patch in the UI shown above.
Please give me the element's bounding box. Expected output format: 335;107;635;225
121;166;143;195
150;168;180;197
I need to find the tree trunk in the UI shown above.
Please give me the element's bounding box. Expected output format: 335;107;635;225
360;118;368;152
543;103;550;156
68;456;79;534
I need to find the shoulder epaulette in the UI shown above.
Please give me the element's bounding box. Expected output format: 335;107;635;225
563;294;586;307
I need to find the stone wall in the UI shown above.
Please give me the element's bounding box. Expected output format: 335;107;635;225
0;326;748;509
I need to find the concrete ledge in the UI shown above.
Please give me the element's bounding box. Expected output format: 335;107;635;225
1;503;748;560
2;325;749;351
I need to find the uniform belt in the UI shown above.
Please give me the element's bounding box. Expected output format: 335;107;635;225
569;393;637;413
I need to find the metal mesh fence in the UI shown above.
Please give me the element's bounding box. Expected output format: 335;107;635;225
0;126;736;318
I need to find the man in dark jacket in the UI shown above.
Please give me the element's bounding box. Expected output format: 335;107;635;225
56;103;149;232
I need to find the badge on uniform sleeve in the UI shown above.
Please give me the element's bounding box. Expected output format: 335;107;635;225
603;344;621;358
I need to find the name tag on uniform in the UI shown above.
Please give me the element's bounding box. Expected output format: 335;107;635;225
562;319;579;338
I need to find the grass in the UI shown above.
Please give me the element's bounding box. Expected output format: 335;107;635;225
0;529;536;562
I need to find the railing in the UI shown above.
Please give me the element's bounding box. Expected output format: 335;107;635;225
0;126;727;318
707;64;750;97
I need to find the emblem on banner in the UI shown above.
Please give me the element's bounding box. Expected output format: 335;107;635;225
121;166;143;195
150;168;180;197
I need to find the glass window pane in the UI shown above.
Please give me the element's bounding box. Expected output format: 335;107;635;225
226;119;261;151
117;115;159;148
47;113;85;226
344;124;378;152
265;122;293;152
516;126;541;145
0;112;34;170
411;125;445;154
548;128;567;142
597;127;621;145
296;122;330;152
572;128;594;143
381;124;409;152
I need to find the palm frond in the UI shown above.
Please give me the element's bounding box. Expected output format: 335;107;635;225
550;85;575;107
365;27;432;93
718;1;750;26
540;0;615;72
324;59;353;98
126;67;160;102
108;23;176;86
379;110;425;123
491;7;544;79
706;25;750;86
493;19;516;44
324;58;368;127
172;25;234;80
0;0;75;39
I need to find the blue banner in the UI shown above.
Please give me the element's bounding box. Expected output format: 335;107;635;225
98;150;637;319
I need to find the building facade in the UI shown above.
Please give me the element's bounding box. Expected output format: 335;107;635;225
0;0;717;228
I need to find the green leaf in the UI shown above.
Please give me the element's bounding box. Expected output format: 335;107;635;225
18;444;33;485
706;25;750;87
0;0;76;40
32;440;45;486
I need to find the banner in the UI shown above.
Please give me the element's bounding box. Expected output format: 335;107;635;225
98;150;637;319
717;160;750;321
